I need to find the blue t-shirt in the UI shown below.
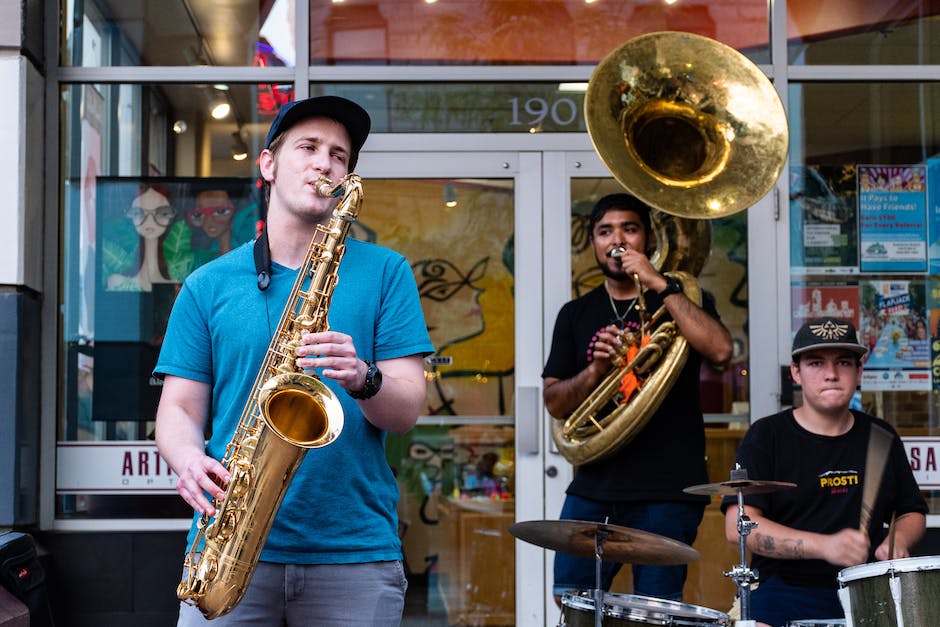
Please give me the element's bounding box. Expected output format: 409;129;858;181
156;238;433;564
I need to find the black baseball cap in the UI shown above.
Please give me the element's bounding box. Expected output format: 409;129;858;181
263;95;371;170
791;317;868;360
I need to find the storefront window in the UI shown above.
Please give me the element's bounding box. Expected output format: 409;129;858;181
787;2;940;65
57;82;286;519
61;0;286;67
310;0;769;66
789;81;940;512
60;0;774;68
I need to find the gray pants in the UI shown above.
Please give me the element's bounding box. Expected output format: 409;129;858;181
177;560;407;626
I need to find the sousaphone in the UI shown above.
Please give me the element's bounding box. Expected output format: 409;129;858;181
551;31;789;466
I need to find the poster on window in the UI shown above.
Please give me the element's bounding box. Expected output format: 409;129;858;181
858;165;927;273
927;278;940;390
927;158;940;273
859;279;930;391
88;177;258;423
791;282;860;337
789;164;859;273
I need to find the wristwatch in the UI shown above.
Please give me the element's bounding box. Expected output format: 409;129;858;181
349;360;383;400
658;277;683;298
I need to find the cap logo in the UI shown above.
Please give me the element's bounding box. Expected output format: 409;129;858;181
809;319;850;340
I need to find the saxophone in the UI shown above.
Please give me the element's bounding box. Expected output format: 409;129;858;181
176;174;361;619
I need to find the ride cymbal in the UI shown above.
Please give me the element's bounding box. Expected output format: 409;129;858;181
508;519;700;565
683;479;796;497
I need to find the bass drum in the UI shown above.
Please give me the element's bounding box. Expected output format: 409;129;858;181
837;556;940;626
559;590;729;626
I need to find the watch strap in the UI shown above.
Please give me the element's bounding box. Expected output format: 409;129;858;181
349;360;382;400
658;277;683;298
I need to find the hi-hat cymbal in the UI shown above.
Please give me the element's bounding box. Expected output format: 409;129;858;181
508;519;700;565
683;479;797;497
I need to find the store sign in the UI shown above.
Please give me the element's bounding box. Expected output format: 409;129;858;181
902;437;940;489
56;442;178;494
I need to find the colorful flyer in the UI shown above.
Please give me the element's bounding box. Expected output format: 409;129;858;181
789;164;859;273
859;279;930;391
858;165;927;272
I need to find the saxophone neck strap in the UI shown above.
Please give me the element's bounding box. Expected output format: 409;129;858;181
254;221;271;291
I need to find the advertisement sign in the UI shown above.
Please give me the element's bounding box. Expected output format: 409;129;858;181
859;279;930;391
858;165;927;272
56;442;178;494
791;282;860;333
902;437;940;489
790;164;859;273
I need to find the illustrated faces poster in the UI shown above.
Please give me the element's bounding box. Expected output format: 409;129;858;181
96;176;258;341
859;279;930;391
858;165;927;273
789;164;859;273
361;179;515;418
89;177;258;425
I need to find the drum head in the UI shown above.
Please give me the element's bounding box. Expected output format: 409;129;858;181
838;555;940;585
603;592;729;625
561;590;597;612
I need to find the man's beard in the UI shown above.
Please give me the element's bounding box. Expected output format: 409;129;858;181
596;253;629;281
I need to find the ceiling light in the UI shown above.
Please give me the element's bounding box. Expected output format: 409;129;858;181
210;98;231;120
172;120;188;134
231;131;249;161
443;182;457;208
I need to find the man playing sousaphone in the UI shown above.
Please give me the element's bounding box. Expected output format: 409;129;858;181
543;193;733;603
721;317;926;626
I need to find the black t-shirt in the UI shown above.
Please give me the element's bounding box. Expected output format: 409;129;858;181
720;409;928;588
542;283;715;503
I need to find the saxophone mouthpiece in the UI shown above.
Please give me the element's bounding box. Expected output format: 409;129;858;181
315;177;344;198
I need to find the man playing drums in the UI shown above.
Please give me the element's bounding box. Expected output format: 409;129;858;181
721;317;927;626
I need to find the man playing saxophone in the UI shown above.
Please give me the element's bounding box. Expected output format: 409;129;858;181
543;193;733;604
155;95;433;625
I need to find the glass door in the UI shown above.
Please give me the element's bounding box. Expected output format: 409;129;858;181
360;151;547;626
542;151;776;623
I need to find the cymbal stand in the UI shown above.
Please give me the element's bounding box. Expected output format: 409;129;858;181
723;466;758;627
591;525;609;627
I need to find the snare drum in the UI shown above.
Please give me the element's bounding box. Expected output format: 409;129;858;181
837;556;940;627
786;621;846;627
559;590;730;626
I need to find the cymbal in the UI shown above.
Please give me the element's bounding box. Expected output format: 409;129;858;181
683;479;797;497
508;519;700;565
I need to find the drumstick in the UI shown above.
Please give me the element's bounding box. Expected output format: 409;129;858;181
888;511;896;560
859;423;893;535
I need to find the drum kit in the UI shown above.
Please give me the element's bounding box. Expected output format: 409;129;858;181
509;466;798;627
512;463;938;627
